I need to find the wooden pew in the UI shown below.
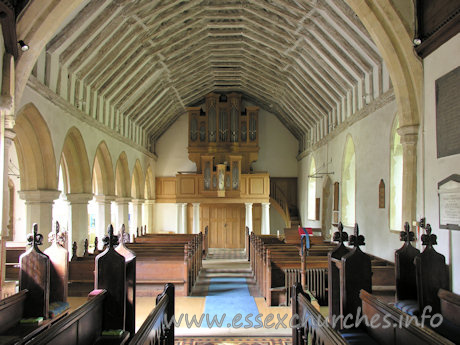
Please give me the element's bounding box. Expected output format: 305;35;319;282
44;222;69;317
0;224;69;343
115;225;136;339
68;241;96;297
414;224;449;315
329;224;372;330
360;290;454;345
68;236;198;298
27;225;133;345
4;242;26;283
393;222;420;315
291;282;454;345
436;289;460;343
291;282;348;345
128;284;174;345
250;232;331;306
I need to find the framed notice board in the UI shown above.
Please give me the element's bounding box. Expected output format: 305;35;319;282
436;66;460;158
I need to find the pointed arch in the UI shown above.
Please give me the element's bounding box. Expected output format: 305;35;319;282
115;152;130;198
92;141;115;196
131;160;145;199
341;135;356;227
144;164;155;200
346;0;421;127
13;103;57;190
60;127;92;194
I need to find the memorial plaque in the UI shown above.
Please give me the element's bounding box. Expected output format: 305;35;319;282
438;174;460;230
436;66;460;158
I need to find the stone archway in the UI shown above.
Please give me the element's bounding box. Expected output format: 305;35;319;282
92;141;115;245
14;103;59;237
14;103;57;191
60;127;92;254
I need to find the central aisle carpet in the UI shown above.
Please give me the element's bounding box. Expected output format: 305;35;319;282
203;277;260;328
175;337;291;345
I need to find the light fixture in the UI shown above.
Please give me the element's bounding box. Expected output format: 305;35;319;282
413;38;422;46
18;40;29;52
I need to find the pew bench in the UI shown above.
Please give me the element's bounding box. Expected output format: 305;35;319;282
0;290;71;345
25;290;130;345
360;290;454;345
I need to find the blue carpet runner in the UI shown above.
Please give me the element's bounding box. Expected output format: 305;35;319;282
203;277;260;328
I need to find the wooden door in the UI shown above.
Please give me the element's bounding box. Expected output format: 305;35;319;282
206;204;244;248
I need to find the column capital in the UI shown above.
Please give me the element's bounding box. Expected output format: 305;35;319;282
192;202;200;207
66;193;93;204
261;202;270;207
4;128;15;142
245;202;253;208
131;198;145;205
144;199;156;205
94;194;116;203
19;189;61;203
397;124;419;145
116;197;132;204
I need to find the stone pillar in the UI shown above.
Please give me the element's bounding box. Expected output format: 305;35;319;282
261;202;270;235
116;197;131;237
2;129;14;238
176;203;188;234
19;190;61;243
245;203;253;233
94;195;114;249
398;125;418;228
192;203;200;234
66;193;93;256
144;199;155;233
131;199;144;236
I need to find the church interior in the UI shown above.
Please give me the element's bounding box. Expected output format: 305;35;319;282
0;0;459;344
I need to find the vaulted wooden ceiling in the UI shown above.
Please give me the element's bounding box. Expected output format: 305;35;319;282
32;0;390;146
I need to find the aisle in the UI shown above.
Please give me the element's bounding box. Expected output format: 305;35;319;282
173;248;291;336
202;253;259;328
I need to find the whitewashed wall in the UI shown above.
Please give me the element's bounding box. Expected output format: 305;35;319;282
154;102;298;233
422;33;460;293
155;114;197;176
298;99;401;262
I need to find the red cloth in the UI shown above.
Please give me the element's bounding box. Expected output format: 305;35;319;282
298;226;313;236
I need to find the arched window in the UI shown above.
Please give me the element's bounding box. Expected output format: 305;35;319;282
341;136;356;227
390;116;403;231
308;157;316;220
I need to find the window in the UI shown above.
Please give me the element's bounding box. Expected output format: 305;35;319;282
341;136;355;227
308;157;316;220
390;117;403;231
